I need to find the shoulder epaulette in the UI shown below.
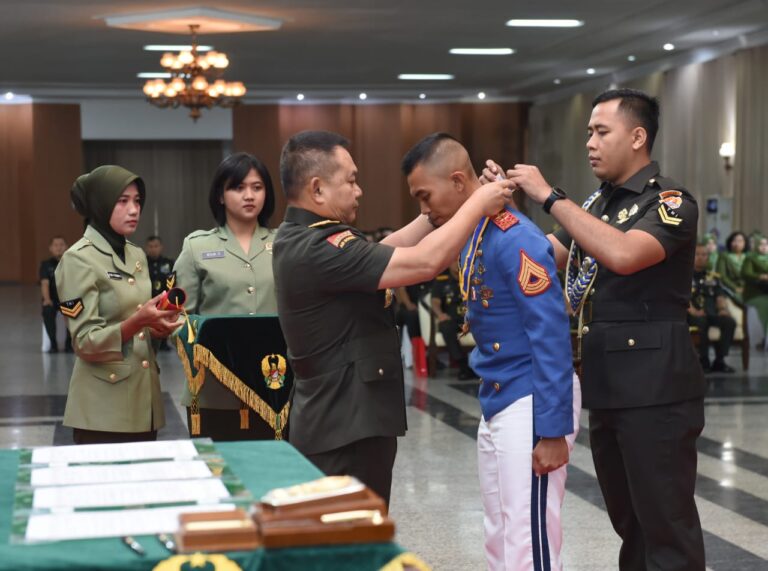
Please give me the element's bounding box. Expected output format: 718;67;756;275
309;219;341;228
187;228;218;240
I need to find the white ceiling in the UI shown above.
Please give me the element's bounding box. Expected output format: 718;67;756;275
1;0;767;103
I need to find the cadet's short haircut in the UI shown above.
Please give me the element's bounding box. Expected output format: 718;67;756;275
280;131;351;200
592;88;660;152
208;152;275;227
146;235;162;243
401;132;461;176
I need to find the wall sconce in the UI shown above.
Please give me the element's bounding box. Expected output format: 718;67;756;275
719;142;735;171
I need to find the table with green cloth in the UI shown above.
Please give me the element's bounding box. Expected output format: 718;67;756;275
0;441;427;571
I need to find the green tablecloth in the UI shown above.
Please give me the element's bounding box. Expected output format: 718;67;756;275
0;441;419;571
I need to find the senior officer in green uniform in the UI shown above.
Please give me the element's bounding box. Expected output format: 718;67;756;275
173;152;279;440
485;89;706;570
56;166;180;444
273;130;514;505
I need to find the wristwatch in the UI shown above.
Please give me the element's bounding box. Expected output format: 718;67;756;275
543;186;567;214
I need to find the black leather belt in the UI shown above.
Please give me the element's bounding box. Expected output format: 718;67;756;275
289;329;399;378
582;301;687;324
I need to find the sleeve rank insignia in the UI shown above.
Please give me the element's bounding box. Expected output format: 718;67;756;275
491;210;519;231
326;230;357;249
166;271;176;290
657;204;683;226
517;250;551;296
60;298;84;319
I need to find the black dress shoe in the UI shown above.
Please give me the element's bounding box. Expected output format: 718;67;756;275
711;362;735;373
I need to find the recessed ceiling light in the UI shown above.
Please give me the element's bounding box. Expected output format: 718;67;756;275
506;19;583;28
419;93;426;100
296;93;305;101
586;68;596;75
449;48;515;55
477;92;486;100
398;74;455;81
712;30;720;37
359;93;368;100
627;55;637;62
4;92;13;100
137;72;172;79
663;43;675;51
553;78;561;85
144;45;213;52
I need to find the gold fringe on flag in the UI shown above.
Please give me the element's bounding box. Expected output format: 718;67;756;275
192;344;290;440
176;336;206;435
380;553;432;571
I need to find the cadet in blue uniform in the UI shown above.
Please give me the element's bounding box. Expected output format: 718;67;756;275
489;89;706;570
403;133;579;571
273;130;514;505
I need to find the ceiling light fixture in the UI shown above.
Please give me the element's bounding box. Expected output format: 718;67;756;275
137;72;172;79
141;24;246;121
627;55;636;62
144;44;213;52
449;48;515;55
419;93;426;100
296;93;305;101
505;19;583;28
398;74;455;81
663;43;675;51
586;68;596;75
4;92;14;100
359;93;368;100
477;92;486;100
553;78;561;85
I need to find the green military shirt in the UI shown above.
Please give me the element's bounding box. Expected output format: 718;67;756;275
554;161;706;408
173;224;277;409
273;206;406;455
55;225;165;432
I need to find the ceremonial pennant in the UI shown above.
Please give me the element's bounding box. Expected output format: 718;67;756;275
517;250;551;296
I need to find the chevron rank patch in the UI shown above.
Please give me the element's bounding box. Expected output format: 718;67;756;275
491;210;519;231
60;298;84;319
517;250;551;296
658;204;683;226
166;271;176;290
326;230;357;249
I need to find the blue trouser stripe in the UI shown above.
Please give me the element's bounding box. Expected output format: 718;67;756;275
531;430;551;571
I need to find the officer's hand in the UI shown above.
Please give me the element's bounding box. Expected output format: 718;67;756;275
472;179;516;217
147;317;182;338
532;436;569;476
42;300;53;307
136;294;181;330
506;164;552;205
480;159;506;184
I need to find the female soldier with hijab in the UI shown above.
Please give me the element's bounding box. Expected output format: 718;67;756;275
56;166;180;444
173;152;278;440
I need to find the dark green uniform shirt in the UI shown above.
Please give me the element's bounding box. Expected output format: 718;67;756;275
554;161;707;408
273;206;406;455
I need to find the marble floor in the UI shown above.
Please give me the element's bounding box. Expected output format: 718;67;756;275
2;284;768;570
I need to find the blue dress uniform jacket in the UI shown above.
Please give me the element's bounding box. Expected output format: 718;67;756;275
464;208;574;438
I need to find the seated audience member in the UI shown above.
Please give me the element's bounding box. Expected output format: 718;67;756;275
717;231;748;300
688;243;736;373
742;234;768;343
431;265;476;379
40;236;72;353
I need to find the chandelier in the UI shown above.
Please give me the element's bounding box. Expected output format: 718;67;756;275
142;25;246;121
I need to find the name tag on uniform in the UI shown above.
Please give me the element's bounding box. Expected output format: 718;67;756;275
202;250;225;260
106;271;123;280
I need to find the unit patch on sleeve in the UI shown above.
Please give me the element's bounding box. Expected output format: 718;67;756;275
658;190;683;211
517;250;551;296
59;298;84;319
491;210;519;231
326;230;358;249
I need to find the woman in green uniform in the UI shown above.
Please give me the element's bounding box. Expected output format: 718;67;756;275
56;166;180;444
173;153;278;440
742;235;768;342
716;231;748;300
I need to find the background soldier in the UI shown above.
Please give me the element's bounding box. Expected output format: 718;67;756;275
145;235;175;351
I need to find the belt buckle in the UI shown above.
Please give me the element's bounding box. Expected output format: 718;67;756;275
582;302;593;325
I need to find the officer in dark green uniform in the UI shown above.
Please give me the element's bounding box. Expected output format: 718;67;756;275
688;242;736;373
430;266;475;379
273;130;514;505
145;236;175;351
486;89;706;570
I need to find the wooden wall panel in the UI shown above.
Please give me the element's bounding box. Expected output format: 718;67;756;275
0;104;82;283
233;102;529;229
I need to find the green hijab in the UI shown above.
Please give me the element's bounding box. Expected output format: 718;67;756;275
70;165;145;261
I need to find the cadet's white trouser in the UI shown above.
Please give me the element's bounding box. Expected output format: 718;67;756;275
477;374;581;571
